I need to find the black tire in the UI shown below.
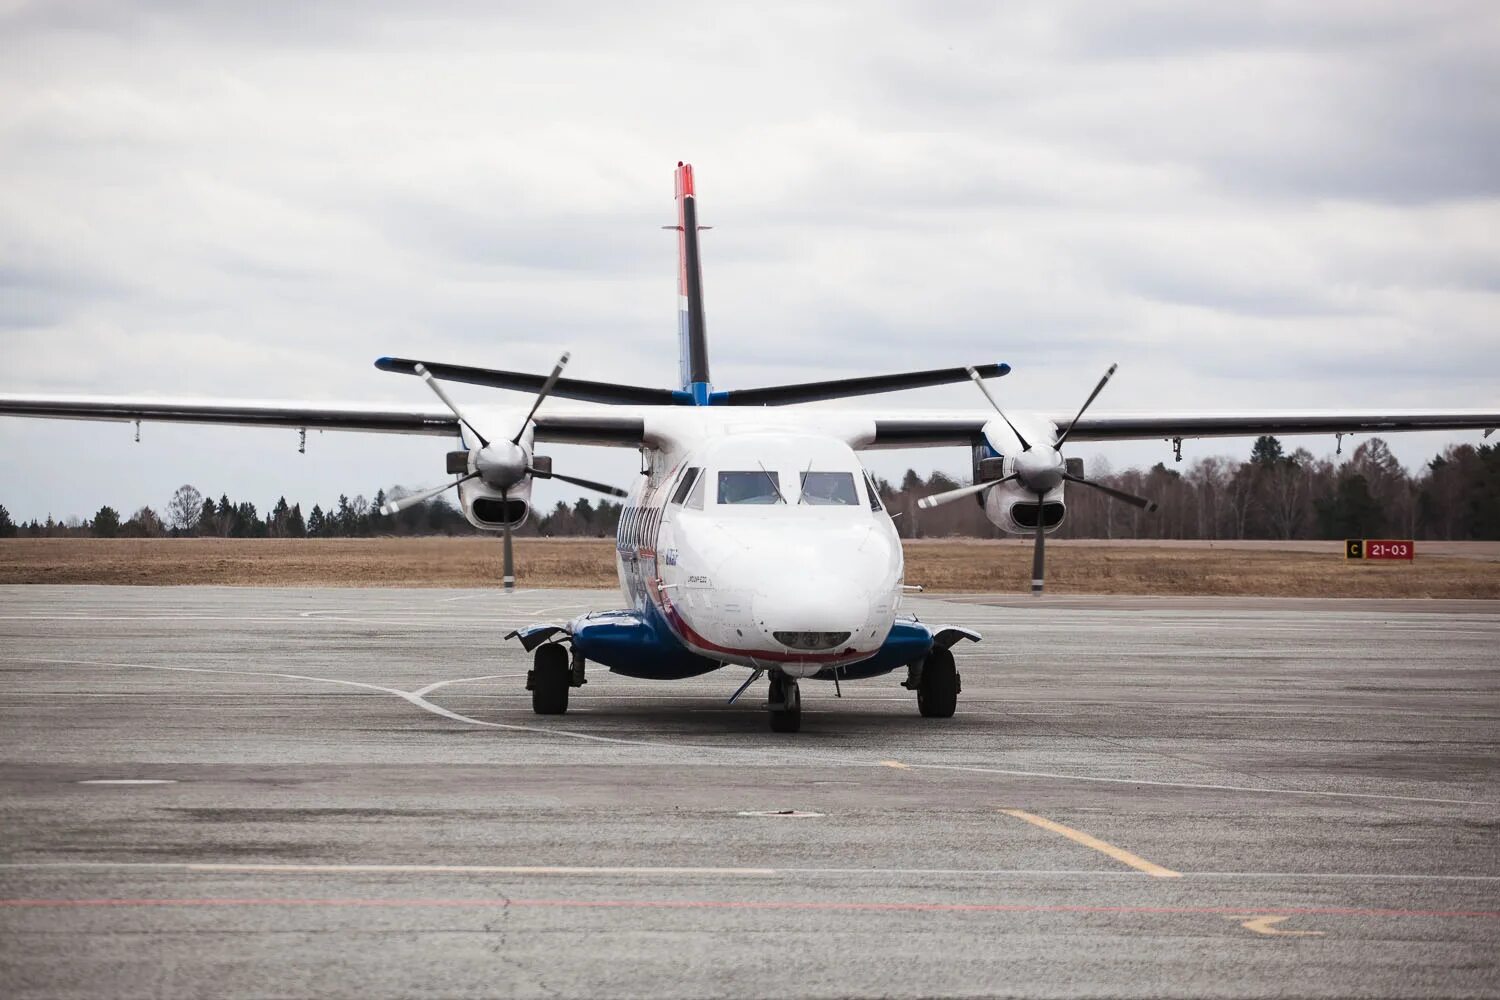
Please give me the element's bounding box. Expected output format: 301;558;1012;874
917;647;958;718
531;644;570;715
769;676;801;733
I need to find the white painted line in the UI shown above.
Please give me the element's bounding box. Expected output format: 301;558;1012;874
15;657;770;754
410;673;521;698
1;862;1495;883
15;656;1496;807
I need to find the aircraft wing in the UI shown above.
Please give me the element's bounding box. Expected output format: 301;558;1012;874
868;410;1500;448
0;393;646;446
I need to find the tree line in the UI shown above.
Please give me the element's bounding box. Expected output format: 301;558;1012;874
0;484;627;540
887;437;1500;541
2;437;1495;541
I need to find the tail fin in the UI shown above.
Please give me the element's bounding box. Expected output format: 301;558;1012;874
673;162;711;395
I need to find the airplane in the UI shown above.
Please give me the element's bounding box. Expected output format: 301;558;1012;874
3;162;1497;733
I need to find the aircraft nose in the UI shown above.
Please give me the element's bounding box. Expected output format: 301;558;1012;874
754;575;874;651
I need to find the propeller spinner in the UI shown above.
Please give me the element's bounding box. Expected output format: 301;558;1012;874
917;363;1157;596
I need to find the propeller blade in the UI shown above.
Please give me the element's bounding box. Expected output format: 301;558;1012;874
378;472;477;516
1055;363;1118;449
1063;472;1157;511
1031;494;1046;597
916;474;1017;510
511;351;571;446
966;367;1031;451
539;469;629;498
414;363;489;448
500;491;516;592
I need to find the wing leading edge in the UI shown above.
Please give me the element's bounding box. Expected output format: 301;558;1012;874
3;395;1493;450
0;394;647;446
869;410;1500;448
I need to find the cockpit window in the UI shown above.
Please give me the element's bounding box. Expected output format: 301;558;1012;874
718;470;784;505
798;471;859;506
863;471;884;511
671;467;701;505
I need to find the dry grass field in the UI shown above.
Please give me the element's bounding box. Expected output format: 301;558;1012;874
1;537;1496;598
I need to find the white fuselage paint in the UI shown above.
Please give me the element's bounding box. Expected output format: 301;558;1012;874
585;410;907;677
463;405;1059;676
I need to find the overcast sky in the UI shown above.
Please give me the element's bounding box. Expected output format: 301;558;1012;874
2;1;1497;523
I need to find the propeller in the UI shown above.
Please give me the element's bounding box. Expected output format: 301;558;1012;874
919;364;1157;596
379;473;479;516
379;352;627;590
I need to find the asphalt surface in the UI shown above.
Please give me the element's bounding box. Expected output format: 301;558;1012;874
1;586;1496;999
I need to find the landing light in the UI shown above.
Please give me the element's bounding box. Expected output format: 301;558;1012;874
773;631;851;650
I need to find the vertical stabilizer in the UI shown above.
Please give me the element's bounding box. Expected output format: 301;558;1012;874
673;162;711;398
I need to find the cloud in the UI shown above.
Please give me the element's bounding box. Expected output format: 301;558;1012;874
0;1;1496;520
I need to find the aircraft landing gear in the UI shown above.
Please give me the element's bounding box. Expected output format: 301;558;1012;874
916;647;959;718
528;643;571;715
767;672;802;733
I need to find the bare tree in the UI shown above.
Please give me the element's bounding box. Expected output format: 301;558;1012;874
167;485;203;534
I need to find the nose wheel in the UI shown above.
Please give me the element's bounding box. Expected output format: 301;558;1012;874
767;672;802;733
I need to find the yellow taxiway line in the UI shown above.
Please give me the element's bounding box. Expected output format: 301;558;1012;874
1000;808;1182;878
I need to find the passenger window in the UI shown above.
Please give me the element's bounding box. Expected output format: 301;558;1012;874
671;467;701;505
718;470;784;505
864;471;884;511
799;471;858;506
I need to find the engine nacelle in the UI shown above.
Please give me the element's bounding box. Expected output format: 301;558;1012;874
982;479;1066;534
972;449;1079;536
457;476;532;531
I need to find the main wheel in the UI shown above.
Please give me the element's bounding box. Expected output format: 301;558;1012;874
530;643;570;715
769;675;802;733
917;647;958;718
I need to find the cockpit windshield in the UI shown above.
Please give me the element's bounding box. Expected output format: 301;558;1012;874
798;471;859;506
718;470;784;505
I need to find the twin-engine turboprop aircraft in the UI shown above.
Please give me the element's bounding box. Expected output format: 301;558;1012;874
3;162;1497;732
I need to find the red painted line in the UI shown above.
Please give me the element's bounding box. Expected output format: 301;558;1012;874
2;898;1497;920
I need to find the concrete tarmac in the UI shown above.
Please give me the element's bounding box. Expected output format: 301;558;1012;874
1;586;1496;999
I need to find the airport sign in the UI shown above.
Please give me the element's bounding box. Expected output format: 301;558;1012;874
1346;539;1415;560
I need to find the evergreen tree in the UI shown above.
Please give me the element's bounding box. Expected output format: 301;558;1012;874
198;498;218;537
1315;474;1384;538
573;498;595;535
1466;444;1500;539
0;504;15;538
269;496;291;537
307;504;326;536
1250;435;1285;467
369;490;388;535
91;505;121;538
286;503;307;538
234;501;263;538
